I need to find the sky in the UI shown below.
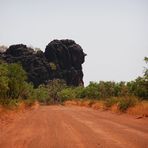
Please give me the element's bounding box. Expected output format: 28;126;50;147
0;0;148;85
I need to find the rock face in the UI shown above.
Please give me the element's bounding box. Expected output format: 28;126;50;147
0;40;86;87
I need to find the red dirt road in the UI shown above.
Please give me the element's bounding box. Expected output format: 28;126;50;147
0;105;148;148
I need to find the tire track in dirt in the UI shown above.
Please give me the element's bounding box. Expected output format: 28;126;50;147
0;106;148;148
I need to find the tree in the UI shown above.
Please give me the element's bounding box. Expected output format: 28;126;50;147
85;82;100;99
35;84;49;104
7;63;27;99
0;61;9;99
46;79;67;103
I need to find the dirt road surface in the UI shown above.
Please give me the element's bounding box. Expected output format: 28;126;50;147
0;105;148;148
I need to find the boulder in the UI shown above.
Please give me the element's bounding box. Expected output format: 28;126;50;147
0;39;86;87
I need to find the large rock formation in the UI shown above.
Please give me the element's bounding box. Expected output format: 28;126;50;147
0;39;86;87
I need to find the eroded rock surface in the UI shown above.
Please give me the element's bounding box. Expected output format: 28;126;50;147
0;39;86;87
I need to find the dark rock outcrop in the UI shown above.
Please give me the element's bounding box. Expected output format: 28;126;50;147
0;39;86;87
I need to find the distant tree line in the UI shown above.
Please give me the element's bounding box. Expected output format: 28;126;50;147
0;57;147;107
58;57;148;101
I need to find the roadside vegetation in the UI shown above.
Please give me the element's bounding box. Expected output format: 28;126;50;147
61;57;148;116
0;57;148;117
0;60;35;109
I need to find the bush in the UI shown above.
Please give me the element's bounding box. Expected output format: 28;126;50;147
104;97;119;108
24;98;35;107
35;85;50;104
0;61;37;108
0;61;9;99
84;82;100;99
58;88;76;102
20;82;34;99
0;61;28;100
73;87;86;98
58;86;87;102
118;97;138;112
45;79;67;103
7;63;27;99
0;99;19;108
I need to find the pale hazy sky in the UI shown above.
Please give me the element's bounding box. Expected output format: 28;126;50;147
0;0;148;85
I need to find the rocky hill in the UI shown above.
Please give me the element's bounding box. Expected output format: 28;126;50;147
0;39;86;87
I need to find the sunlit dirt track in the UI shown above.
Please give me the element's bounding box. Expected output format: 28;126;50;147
0;105;148;148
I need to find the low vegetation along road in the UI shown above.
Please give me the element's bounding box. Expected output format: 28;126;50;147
0;106;148;148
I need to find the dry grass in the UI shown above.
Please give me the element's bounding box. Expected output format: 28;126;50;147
127;101;148;117
64;100;78;106
64;99;148;117
65;100;96;107
17;102;27;112
0;105;19;127
110;104;118;112
79;100;94;107
0;100;39;130
76;100;82;106
31;101;40;109
64;100;105;109
91;101;104;110
0;101;39;119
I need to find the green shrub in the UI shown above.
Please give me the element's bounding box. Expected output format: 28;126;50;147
0;99;19;108
0;61;9;99
58;88;75;102
118;97;138;112
84;82;100;99
20;82;34;99
7;63;27;99
104;97;119;108
45;79;67;103
35;85;50;104
24;98;35;107
0;61;37;108
73;87;86;98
